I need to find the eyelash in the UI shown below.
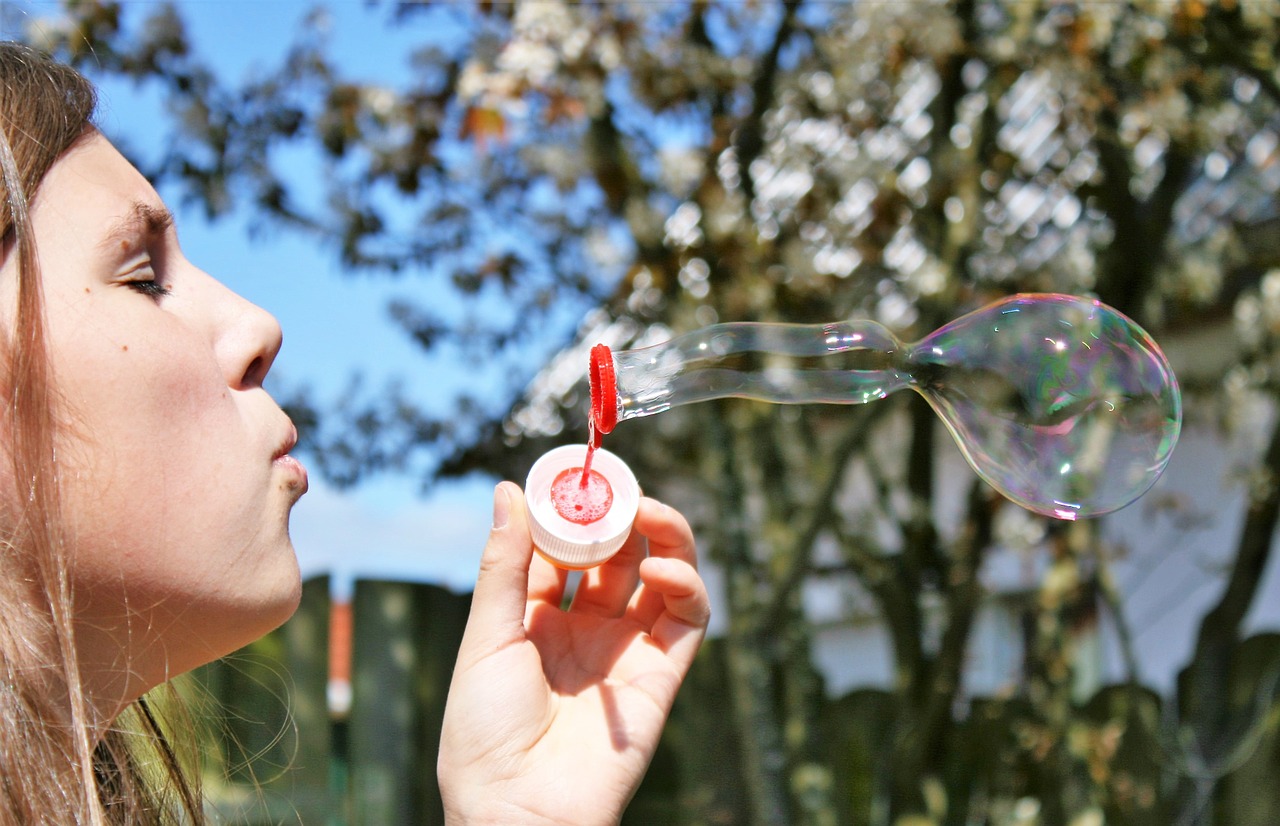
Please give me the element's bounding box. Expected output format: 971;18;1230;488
126;276;171;299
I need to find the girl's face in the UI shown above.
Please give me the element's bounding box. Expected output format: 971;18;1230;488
1;133;307;714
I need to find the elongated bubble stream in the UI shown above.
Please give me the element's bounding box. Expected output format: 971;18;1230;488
589;293;1181;520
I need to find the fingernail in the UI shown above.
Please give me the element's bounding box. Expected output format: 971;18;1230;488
492;484;510;530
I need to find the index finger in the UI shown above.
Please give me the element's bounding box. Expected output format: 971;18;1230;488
631;497;697;566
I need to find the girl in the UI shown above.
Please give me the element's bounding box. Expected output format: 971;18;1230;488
0;41;709;824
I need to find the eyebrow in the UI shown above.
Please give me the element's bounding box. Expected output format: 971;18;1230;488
98;201;175;250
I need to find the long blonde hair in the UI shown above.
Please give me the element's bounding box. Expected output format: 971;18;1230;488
0;41;203;824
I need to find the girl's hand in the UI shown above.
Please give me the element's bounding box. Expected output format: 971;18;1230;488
438;481;710;826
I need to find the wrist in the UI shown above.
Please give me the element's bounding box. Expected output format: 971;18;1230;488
442;799;580;826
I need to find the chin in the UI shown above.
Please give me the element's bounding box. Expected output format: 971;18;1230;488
201;542;305;661
270;563;305;627
253;543;305;634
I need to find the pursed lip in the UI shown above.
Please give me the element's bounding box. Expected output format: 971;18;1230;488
273;423;309;494
273;423;299;461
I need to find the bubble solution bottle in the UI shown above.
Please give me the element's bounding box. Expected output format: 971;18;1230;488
587;293;1181;521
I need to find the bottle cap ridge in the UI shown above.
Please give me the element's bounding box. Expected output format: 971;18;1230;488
524;444;639;569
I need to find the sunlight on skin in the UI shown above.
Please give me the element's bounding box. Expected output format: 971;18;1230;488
439;484;709;826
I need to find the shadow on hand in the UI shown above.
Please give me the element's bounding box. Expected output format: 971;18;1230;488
526;600;646;752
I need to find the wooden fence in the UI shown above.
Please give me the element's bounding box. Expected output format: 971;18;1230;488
193;576;1280;825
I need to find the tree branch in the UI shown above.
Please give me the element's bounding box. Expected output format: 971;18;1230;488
763;402;886;631
734;0;803;205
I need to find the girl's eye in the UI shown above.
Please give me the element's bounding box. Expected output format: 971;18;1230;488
126;279;171;299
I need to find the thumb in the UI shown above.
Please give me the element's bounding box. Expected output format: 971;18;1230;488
459;482;534;657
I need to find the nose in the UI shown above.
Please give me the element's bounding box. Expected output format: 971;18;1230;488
210;279;284;390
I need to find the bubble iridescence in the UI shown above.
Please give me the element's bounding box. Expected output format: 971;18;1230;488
908;294;1181;519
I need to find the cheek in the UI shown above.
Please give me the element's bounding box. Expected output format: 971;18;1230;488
67;337;228;467
55;332;257;570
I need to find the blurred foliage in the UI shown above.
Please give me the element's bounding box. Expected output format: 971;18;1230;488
20;0;1280;823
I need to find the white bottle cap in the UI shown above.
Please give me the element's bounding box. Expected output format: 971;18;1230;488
524;444;640;569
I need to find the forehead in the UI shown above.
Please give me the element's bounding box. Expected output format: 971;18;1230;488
31;133;166;239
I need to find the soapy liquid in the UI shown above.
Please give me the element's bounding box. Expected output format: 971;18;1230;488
551;467;613;524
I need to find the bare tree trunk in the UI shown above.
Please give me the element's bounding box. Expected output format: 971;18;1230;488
1176;413;1280;824
709;404;793;825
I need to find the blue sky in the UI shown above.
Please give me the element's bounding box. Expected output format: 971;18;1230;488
74;2;506;597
